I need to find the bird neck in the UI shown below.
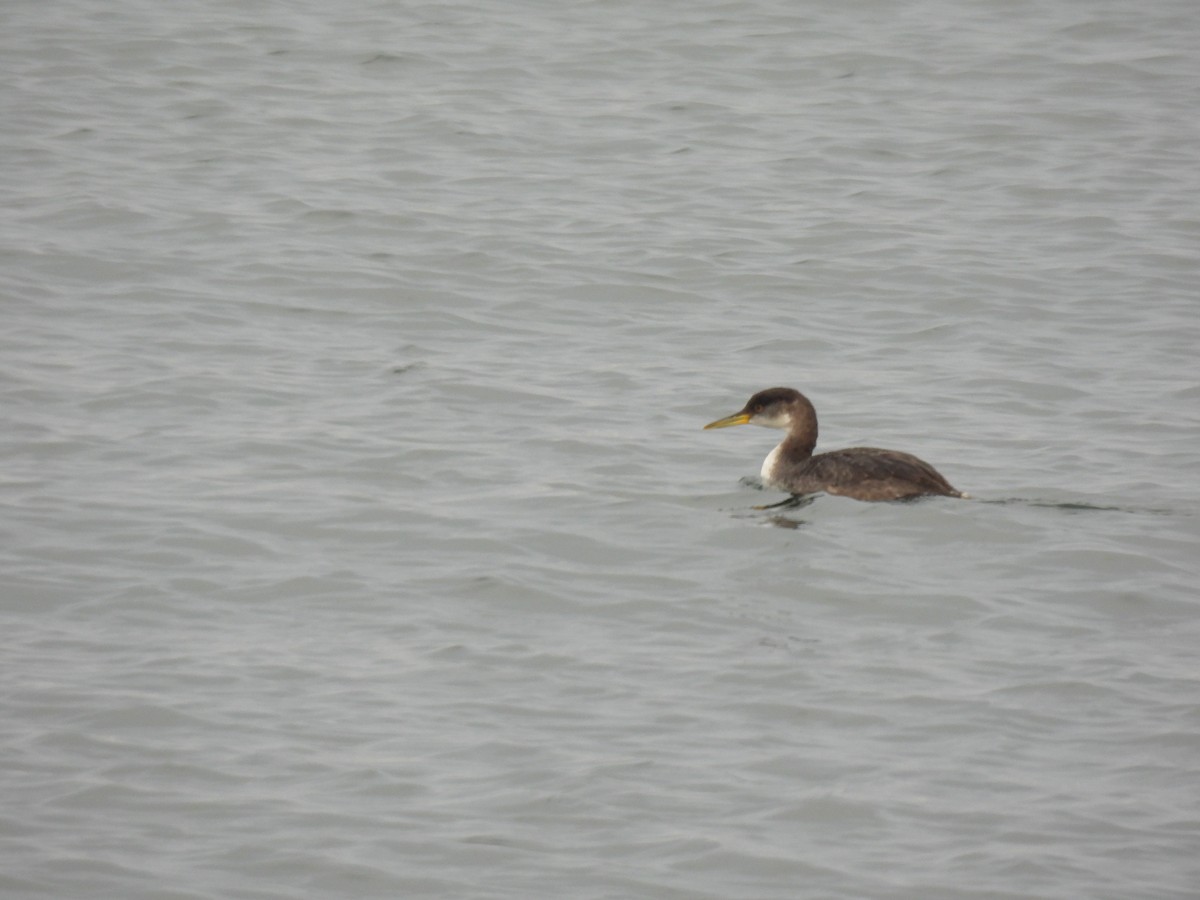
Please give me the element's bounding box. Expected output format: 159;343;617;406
784;399;818;458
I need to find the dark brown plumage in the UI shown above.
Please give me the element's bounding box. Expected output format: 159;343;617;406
704;387;964;502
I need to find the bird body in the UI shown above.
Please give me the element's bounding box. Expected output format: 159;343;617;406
705;387;963;502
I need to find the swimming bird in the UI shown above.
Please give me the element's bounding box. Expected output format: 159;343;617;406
704;387;964;502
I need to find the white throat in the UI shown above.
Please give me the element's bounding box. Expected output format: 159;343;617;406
760;441;785;486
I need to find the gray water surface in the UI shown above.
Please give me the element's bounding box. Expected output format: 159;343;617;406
3;1;1199;898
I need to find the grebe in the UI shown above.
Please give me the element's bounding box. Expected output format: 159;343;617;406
704;387;964;502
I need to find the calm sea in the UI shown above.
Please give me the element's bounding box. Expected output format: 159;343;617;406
3;0;1199;897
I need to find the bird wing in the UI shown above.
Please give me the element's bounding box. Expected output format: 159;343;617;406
806;447;957;500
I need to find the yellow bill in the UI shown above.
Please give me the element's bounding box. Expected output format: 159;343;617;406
703;412;751;430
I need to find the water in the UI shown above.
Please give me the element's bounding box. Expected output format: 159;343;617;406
3;0;1199;897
